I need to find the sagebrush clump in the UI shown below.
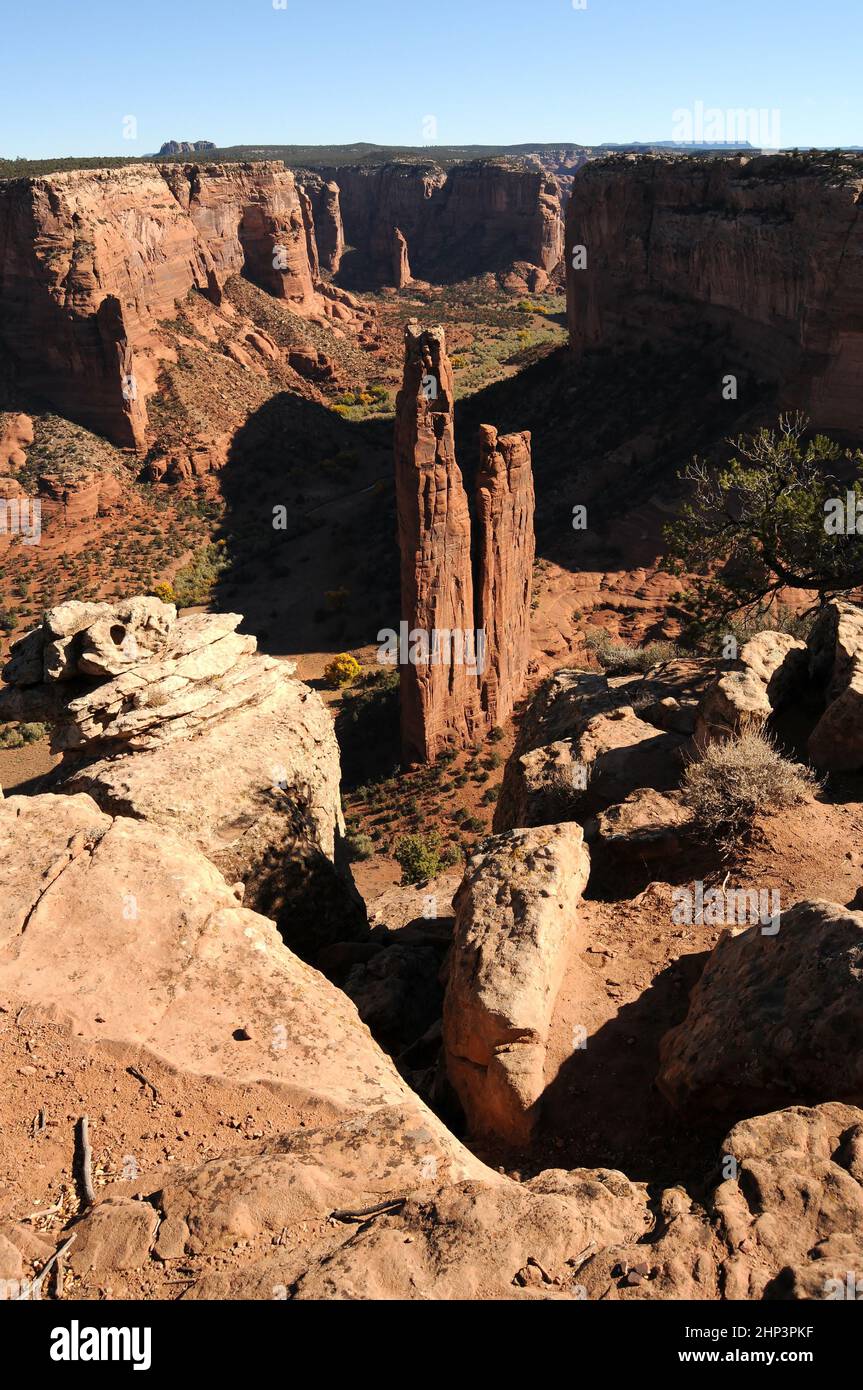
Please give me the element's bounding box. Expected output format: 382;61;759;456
682;729;819;853
585;628;678;674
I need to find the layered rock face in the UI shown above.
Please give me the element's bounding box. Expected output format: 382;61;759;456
0;162;333;449
566;153;863;433
0;596;365;959
394;323;535;763
326;159;563;284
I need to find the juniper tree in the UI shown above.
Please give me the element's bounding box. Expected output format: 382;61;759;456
663;414;863;639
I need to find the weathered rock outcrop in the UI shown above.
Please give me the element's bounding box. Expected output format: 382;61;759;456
692;601;863;772
577;1103;863;1301
657;900;863;1122
394;324;536;762
567;152;863;433
326;159;563;285
694;631;808;748
0;162;347;449
0;597;364;959
495;667;689;832
807;600;863;770
444;823;590;1143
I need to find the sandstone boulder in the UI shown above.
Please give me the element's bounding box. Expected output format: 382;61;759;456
596;788;692;860
657;900;863;1121
495;707;684;831
444;823;590;1142
808;600;863;771
694;631;807;748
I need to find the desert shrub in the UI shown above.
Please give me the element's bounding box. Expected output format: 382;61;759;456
20;722;48;743
164;542;229;609
463;815;485;833
324;653;361;688
482;787;499;805
440;843;464;867
152;581;176;604
681;729;819;854
394;832;443;886
585;628;678;674
488;727;505;743
345;830;374;862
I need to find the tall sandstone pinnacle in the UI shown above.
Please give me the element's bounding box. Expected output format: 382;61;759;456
394;321;535;764
474;424;536;729
392;227;412;288
395;322;480;764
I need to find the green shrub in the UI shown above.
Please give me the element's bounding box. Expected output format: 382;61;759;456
394;832;443;886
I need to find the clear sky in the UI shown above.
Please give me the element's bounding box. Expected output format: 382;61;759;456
2;0;859;158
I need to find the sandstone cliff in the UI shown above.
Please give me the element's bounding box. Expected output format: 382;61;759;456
566;152;863;433
0;162;342;450
325;158;563;285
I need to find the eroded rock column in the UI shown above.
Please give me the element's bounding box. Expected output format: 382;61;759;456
394;321;480;763
474;424;535;729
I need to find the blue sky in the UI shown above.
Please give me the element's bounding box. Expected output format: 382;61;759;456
2;0;859;157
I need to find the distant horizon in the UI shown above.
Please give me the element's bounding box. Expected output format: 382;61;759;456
3;138;861;169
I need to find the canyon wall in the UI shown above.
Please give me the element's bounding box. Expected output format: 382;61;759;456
0;162;327;450
295;171;345;273
566;152;863;433
326;159;563;285
394;321;535;763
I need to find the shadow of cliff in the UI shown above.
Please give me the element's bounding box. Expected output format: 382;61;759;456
212;391;399;660
454;338;779;579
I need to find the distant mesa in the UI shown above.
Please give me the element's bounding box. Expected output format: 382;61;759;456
158;139;216;156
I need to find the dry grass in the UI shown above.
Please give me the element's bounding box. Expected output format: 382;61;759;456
682;728;819;854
